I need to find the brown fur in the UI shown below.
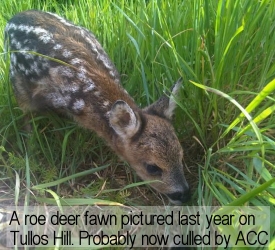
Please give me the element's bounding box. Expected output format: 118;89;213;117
5;10;190;204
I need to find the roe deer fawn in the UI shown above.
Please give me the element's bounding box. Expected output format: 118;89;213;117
5;10;190;204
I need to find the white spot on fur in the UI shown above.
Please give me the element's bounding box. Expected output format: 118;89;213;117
103;101;110;107
46;12;75;27
109;71;116;77
71;58;83;65
50;67;58;75
51;66;73;78
83;82;95;92
79;66;86;73
97;54;112;70
10;53;17;64
29;61;40;75
76;67;95;86
18;63;25;71
61;67;74;78
62;49;72;58
18;24;32;33
41;61;50;70
70;85;79;93
94;91;101;96
62;83;79;93
15;41;22;49
39;33;53;43
24;69;31;76
53;44;62;50
46;92;71;108
23;53;35;60
72;99;85;112
5;23;16;32
77;72;86;82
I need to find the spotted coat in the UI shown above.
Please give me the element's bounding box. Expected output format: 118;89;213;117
5;10;190;204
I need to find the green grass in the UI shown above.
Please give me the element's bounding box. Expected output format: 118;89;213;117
0;0;275;248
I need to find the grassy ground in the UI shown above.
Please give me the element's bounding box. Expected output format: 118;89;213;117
0;0;275;248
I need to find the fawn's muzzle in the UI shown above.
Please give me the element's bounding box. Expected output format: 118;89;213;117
166;187;191;204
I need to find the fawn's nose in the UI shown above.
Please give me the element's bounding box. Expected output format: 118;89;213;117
165;167;190;204
166;186;191;204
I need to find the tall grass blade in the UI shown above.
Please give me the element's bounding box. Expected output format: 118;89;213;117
32;164;109;190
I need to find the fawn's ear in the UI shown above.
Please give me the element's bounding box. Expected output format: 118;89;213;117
109;100;142;139
144;78;182;120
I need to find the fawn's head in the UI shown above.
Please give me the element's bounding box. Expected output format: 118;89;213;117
108;79;190;204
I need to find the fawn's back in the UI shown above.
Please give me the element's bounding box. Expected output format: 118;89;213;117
5;10;190;204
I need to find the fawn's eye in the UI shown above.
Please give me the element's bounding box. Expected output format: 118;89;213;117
145;164;162;176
